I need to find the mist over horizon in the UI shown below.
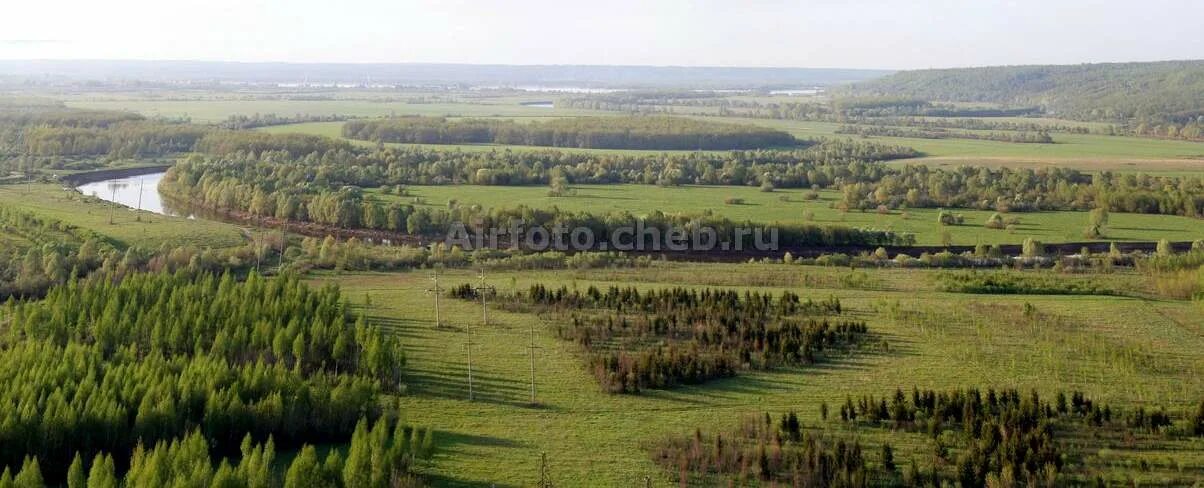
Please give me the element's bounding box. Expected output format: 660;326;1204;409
4;0;1202;70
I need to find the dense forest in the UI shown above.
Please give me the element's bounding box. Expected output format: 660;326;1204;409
342;115;800;150
453;284;875;393
0;271;420;485
845;60;1204;129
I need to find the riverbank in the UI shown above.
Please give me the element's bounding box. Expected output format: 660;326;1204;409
58;164;173;186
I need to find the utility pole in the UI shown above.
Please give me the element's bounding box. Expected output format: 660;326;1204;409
277;220;287;270
108;179;117;225
526;323;541;405
135;177;144;222
473;271;496;327
464;335;478;401
424;268;445;329
465;271;495;402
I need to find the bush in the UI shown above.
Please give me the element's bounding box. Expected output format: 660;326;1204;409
984;212;1005;229
937;211;964;226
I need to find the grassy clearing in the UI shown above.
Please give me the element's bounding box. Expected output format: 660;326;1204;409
0;183;245;249
381;184;1204;245
315;263;1204;486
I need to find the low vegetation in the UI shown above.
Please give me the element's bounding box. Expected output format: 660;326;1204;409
452;284;875;393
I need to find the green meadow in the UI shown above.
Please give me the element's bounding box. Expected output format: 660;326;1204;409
0;183;245;249
380;184;1204;245
314;263;1204;486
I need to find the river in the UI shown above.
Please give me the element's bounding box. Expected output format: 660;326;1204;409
75;171;184;217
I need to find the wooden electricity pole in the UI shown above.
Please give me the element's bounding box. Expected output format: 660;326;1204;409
464;336;478;401
526;324;541;404
424;268;445;329
135;178;144;222
473;272;496;326
277;220;287;270
108;179;117;225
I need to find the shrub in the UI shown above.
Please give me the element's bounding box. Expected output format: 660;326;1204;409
937;211;964;226
984;213;1005;229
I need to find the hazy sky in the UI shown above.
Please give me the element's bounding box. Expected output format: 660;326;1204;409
3;0;1201;69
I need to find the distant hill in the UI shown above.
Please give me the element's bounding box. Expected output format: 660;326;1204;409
845;60;1204;123
0;60;891;89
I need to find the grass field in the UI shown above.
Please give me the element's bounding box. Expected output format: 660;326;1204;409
315;263;1204;486
379;184;1204;246
706;116;1204;162
0;183;246;249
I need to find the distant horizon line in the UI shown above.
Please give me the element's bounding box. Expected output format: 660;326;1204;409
1;57;1201;72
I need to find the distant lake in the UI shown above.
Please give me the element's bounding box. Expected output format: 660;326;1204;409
474;85;625;94
769;88;822;96
520;101;555;108
76;171;185;217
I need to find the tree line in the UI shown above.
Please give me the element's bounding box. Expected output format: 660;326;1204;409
835;124;1054;144
217;113;349;130
838;166;1204;217
342;115;800;150
166;133;915;188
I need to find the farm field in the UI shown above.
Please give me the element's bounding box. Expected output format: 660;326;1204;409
315;263;1204;486
705;116;1204;163
381;184;1204;245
